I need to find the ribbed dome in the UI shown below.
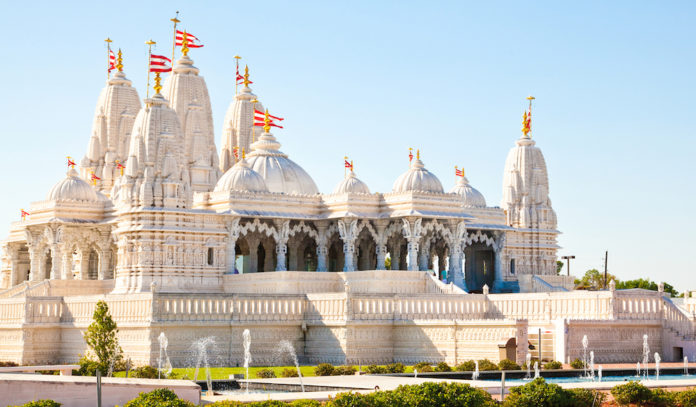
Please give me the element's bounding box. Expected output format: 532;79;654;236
214;159;268;193
450;175;486;207
245;132;319;195
47;168;100;202
392;159;443;193
333;171;370;194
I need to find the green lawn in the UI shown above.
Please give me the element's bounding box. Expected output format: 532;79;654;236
114;364;416;380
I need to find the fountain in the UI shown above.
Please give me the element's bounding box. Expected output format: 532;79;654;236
276;340;305;392
414;369;418;378
533;361;539;379
193;336;215;395
589;351;595;380
242;329;251;393
642;335;650;380
598;365;603;382
654;353;661;381
472;361;479;380
525;353;532;379
582;335;589;378
685;356;690;376
636;362;641;378
158;332;172;380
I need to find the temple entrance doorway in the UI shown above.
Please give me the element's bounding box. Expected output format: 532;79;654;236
464;243;495;292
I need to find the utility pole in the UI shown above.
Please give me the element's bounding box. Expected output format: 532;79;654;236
603;251;608;289
561;255;575;276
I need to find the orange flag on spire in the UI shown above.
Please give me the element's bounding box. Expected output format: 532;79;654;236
67;156;76;168
20;209;29;221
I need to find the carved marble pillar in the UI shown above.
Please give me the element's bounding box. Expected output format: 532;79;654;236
226;218;240;274
391;242;401;270
492;232;506;292
449;221;467;291
275;244;288;271
374;220;388;271
287;241;300;271
418;240;430;271
338;219;358;272
274;220;290;272
79;246;90;280
49;245;61;280
315;221;329;272
263;240;275;272
375;245;387;271
28;247;41;281
61;250;73;280
401;218;423;271
98;250;111;280
246;236;259;273
5;245;20;287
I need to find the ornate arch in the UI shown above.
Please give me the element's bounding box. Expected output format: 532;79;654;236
288;221;318;240
238;218;277;239
466;230;496;247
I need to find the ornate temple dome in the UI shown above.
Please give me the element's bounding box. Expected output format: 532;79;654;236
47;168;100;202
450;173;486;208
333;171;370;194
214;159;268;193
246;132;319;195
392;157;443;193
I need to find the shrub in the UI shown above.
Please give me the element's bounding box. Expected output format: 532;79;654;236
498;359;521;370
326;392;373;407
365;364;387;374
569;358;585;369
543;361;562;370
455;360;476;371
281;367;299;377
11;401;62;407
124;388;195;407
76;355;101;376
503;377;571;407
674;388;696;407
412;362;433;372
477;359;499;371
611;381;653;406
326;382;496;407
434;361;452;372
314;363;335;376
130;365;160;379
333;365;357;376
0;361;19;367
255;368;277;378
289;401;322;407
385;362;405;373
650;388;675;407
567;388;606;407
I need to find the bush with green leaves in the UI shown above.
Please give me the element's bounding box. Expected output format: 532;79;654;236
543;361;562;370
11;401;61;407
498;359;521;370
610;381;654;406
281;367;299;377
650;388;675;407
0;361;19;367
477;359;499;371
82;300;123;375
124;388;195;407
314;363;335;376
674;388;696;407
332;365;357;376
455;360;476;371
412;361;433;372
255;368;277;378
326;382;496;407
567;388;606;407
569;358;585;369
130;365;160;379
385;362;405;373
434;361;452;372
503;377;573;407
364;364;387;374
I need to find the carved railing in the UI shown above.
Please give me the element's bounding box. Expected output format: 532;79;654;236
487;291;614;321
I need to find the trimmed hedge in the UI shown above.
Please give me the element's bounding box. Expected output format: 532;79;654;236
124;388;195;407
434;362;452;372
498;359;521;370
543;361;563;370
255;368;277;378
412;362;433;372
314;363;334;376
11;402;61;407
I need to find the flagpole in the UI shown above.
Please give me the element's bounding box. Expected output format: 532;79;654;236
234;55;241;95
526;95;535;138
105;38;112;80
344;156;348;178
170;12;180;66
145;39;156;99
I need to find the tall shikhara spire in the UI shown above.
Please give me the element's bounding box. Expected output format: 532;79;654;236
80;48;141;195
162;46;220;193
220;65;265;172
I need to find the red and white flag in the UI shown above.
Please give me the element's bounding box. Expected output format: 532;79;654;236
108;50;116;72
455;167;463;177
253;109;284;129
236;65;247;85
149;54;172;73
175;30;204;48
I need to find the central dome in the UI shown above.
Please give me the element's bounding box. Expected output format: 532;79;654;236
47;168;100;202
214;159;268;193
245;132;319;195
392;158;443;193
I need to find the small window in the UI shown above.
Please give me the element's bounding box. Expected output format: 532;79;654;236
207;248;214;266
510;259;515;275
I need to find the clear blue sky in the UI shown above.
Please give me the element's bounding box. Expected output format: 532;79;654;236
2;1;694;289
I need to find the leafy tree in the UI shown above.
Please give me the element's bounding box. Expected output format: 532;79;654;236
556;261;564;275
82;300;122;374
574;269;616;290
616;278;679;297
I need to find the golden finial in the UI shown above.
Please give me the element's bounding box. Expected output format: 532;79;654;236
146;39;156;46
181;30;190;56
116;49;123;72
263;109;271;133
234;55;241;60
416;149;420;160
105;37;112;44
351;160;354;172
242;147;246;159
170;11;180;24
461;167;465;177
243;65;251;87
154;72;163;94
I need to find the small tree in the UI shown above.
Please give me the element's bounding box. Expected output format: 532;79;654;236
83;300;122;374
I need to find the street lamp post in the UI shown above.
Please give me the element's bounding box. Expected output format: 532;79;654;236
561;255;575;276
